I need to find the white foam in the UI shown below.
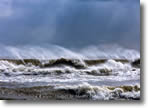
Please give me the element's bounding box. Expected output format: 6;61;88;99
0;58;140;84
54;82;140;100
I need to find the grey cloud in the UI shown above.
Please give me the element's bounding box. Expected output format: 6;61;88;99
0;0;140;50
0;0;13;17
54;0;140;49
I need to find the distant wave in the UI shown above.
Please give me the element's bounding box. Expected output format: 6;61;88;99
0;58;140;77
0;58;140;69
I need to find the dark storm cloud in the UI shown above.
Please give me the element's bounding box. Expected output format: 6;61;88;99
0;0;140;50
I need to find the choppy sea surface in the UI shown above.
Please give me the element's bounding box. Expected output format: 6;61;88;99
0;45;140;100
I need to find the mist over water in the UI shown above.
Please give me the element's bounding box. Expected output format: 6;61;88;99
0;44;140;60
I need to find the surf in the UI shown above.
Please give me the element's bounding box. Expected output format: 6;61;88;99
0;44;140;100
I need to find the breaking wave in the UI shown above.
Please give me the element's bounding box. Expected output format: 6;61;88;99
54;83;140;100
0;58;140;77
0;82;140;100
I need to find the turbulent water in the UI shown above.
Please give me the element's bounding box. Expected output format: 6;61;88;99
0;45;140;100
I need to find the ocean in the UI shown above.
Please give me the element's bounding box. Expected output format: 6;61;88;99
0;45;140;100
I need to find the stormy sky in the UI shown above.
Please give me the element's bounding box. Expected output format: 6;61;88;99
0;0;140;50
